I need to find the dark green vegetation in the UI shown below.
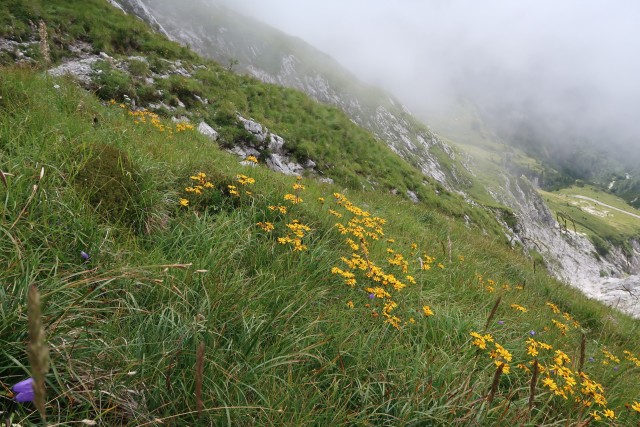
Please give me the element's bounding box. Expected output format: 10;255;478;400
2;1;640;425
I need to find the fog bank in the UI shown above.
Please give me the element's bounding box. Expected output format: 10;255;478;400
223;0;640;162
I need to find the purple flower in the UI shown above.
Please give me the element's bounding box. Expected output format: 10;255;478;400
12;378;35;403
80;251;90;261
497;320;505;325
529;330;536;336
588;356;595;363
368;293;375;299
613;366;619;371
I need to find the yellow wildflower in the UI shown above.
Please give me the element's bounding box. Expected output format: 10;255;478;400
602;409;615;419
510;304;528;313
256;222;275;232
284;193;302;204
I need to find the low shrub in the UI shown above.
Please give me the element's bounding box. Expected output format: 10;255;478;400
75;143;142;228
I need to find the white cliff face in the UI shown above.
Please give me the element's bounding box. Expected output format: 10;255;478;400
110;0;170;38
493;175;640;318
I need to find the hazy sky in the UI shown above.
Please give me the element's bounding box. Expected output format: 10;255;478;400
224;0;640;156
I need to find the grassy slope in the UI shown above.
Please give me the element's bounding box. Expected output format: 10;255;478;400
541;185;640;254
1;3;640;427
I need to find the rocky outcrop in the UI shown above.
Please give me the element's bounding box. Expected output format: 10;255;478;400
109;0;170;38
233;116;309;176
493;175;640;318
197;122;218;141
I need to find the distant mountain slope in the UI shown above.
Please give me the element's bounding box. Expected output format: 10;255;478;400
113;0;467;189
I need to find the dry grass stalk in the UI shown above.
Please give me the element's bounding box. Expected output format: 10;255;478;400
38;20;50;65
28;284;50;422
579;334;586;373
487;362;504;404
528;359;539;412
195;341;205;417
484;296;502;331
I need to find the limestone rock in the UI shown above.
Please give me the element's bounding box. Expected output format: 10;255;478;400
197;122;218;141
407;190;419;203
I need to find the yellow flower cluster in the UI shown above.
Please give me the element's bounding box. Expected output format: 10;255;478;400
236;174;255;186
420;254;436;270
277;220;311;252
332;267;357;286
328;192;433;328
489;342;513;374
185;171;215;195
256;221;275;232
175;122;194;132
510;303;528;313
526;337;552;357
109;100;196;135
551;319;569;336
268;205;287;214
520;331;612;414
387;253;409;273
284;193;303;204
179;170;257;208
601;348;620;365
470;331;494;350
245;155;259;164
623;350;640;367
366;286;391;299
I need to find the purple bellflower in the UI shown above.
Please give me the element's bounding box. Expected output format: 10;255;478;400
12;377;35;403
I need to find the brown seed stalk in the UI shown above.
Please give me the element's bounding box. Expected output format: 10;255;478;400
484;296;502;331
27;284;49;422
487;362;504;404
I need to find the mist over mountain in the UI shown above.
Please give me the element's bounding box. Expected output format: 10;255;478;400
225;0;640;171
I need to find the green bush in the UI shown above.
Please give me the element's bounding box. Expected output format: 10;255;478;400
75;143;142;228
92;61;134;101
135;83;161;104
127;58;150;78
